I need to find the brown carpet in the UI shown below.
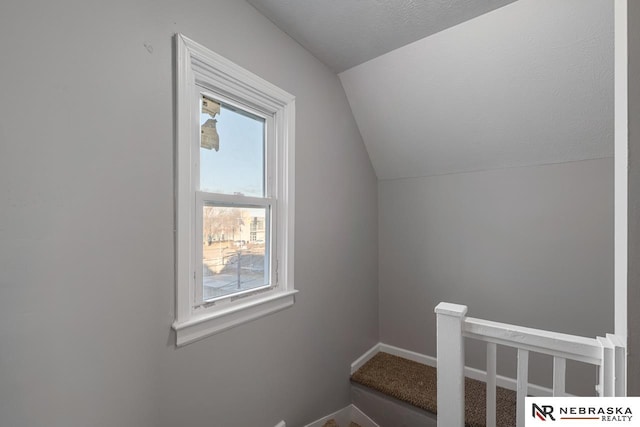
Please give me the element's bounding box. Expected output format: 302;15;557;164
322;420;361;427
350;352;516;427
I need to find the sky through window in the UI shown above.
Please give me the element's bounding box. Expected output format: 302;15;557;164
200;101;265;197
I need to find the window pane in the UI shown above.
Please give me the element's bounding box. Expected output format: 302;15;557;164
202;205;269;300
200;96;265;197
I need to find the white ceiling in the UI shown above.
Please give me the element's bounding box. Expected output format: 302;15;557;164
247;0;517;73
339;0;613;180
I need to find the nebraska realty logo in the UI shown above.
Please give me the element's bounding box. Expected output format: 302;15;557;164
532;403;556;421
525;397;640;426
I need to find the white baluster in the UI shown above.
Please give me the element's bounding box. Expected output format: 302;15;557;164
486;342;497;427
516;349;529;427
598;336;615;396
553;357;566;396
606;333;627;396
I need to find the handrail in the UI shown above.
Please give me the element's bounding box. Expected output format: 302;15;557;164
463;316;602;365
435;302;626;427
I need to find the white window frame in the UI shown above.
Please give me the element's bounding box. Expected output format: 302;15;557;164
173;34;296;346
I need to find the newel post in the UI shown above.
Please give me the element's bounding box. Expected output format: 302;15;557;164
435;302;468;427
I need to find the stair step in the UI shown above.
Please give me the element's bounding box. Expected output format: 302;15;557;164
351;383;436;427
321;421;362;427
350;352;516;427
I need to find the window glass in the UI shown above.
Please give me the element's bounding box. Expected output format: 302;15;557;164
202;205;269;301
200;97;265;197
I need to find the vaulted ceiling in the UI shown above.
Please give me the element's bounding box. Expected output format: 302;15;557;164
247;0;517;73
248;0;614;180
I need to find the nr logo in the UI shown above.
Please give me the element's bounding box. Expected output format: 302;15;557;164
532;403;556;421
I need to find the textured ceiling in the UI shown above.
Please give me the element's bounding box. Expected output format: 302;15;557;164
339;0;614;180
247;0;517;72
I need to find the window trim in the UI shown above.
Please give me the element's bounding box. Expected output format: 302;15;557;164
173;34;296;346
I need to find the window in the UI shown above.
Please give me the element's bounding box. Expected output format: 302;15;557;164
173;34;296;346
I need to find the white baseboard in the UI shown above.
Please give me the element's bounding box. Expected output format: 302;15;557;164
350;343;381;374
379;343;437;367
304;404;379;427
352;342;558;397
350;405;380;427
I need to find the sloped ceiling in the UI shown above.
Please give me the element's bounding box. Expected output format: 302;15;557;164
339;0;613;180
247;0;517;73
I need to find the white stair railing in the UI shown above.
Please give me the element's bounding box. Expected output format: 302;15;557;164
435;302;626;427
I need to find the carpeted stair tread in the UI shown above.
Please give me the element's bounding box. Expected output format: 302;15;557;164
321;420;361;427
350;352;516;427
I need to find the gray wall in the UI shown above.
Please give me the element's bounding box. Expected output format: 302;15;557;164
366;0;616;396
379;158;614;394
0;1;378;426
628;0;640;397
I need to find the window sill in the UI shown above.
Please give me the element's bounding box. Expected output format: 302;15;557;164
172;290;298;346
